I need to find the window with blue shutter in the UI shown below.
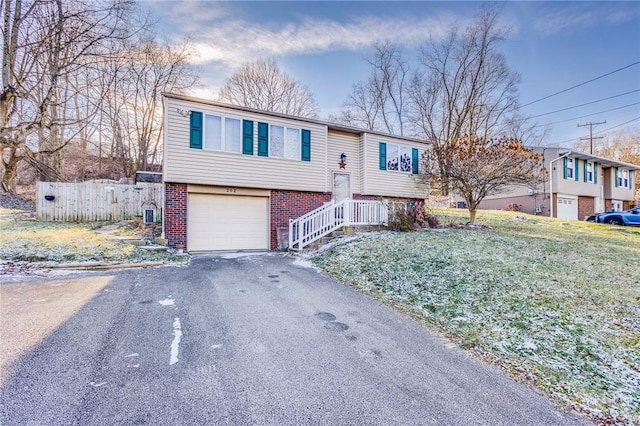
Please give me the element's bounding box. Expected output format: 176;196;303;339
615;167;619;187
190;111;203;149
258;122;269;157
379;143;387;170
301;129;311;161
242;120;253;155
412;148;419;174
563;157;568;179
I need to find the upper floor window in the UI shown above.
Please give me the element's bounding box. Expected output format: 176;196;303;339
270;125;301;160
203;114;241;153
584;161;593;183
565;158;574;179
379;142;418;174
617;169;630;189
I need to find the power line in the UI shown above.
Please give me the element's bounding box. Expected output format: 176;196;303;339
521;61;640;107
592;116;640;136
550;116;640;147
531;101;640;128
529;89;640;119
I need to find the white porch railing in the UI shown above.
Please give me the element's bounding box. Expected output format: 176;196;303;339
288;199;388;251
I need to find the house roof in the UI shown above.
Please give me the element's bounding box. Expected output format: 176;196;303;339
163;92;428;144
558;148;640;170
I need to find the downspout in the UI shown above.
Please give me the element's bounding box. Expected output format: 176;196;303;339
549;151;571;218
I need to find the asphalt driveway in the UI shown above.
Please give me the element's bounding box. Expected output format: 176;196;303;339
1;253;589;425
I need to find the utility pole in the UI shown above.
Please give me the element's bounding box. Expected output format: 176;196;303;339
578;121;606;154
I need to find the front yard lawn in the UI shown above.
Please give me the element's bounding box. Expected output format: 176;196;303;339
313;209;640;425
0;207;185;266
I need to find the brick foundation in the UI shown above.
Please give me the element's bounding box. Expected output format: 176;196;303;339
165;183;187;249
270;190;332;250
164;185;426;251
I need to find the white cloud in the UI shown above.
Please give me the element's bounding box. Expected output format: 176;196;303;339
533;2;640;36
188;15;456;68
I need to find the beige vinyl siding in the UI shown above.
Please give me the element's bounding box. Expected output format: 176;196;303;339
327;130;362;195
164;97;329;192
603;168;636;200
552;160;601;197
362;133;427;199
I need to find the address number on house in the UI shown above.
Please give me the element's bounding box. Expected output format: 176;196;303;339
226;188;237;193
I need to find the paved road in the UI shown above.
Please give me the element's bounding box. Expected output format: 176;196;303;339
1;253;589;425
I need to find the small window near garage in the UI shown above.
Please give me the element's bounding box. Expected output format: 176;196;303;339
144;209;155;224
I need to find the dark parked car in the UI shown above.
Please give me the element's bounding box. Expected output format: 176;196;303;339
591;208;640;226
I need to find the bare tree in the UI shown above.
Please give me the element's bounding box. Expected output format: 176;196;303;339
218;58;319;118
409;7;520;194
331;42;409;135
100;37;198;175
422;136;541;223
1;0;135;192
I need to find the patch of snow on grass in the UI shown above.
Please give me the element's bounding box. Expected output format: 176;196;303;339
312;209;640;424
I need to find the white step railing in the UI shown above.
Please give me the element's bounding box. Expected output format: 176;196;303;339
288;199;388;251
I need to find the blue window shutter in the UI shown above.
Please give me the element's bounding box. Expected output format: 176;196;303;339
583;161;587;182
190;111;203;149
379;143;387;170
258;122;268;157
574;159;579;181
594;163;598;184
242;120;253;155
412;148;419;174
563;157;567;179
301;129;311;161
615;167;619;187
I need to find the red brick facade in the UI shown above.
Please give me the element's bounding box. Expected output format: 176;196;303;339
164;185;426;251
165;183;187;249
270;190;332;249
577;196;595;220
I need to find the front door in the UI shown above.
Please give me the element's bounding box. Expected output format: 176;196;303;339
333;173;350;202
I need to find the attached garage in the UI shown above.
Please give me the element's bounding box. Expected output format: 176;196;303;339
187;191;269;251
556;195;578;220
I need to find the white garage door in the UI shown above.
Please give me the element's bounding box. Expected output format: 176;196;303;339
556;196;578;220
188;193;269;251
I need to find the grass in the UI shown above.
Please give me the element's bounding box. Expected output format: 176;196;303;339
313;208;640;425
0;207;186;264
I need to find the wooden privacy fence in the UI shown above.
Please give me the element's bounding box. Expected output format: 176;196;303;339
36;181;163;222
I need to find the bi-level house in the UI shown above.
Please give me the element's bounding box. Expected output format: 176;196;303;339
479;147;639;220
162;93;428;251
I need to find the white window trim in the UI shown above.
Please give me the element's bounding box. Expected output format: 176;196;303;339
565;158;574;179
384;142;413;174
203;113;242;154
621;169;630;189
269;124;302;161
585;161;594;183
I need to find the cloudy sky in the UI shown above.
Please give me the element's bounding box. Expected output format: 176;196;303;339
143;1;640;148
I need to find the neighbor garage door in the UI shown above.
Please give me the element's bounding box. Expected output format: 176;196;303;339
556;196;578;220
187;193;269;251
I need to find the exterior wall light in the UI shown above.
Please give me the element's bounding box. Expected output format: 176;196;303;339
339;153;347;169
